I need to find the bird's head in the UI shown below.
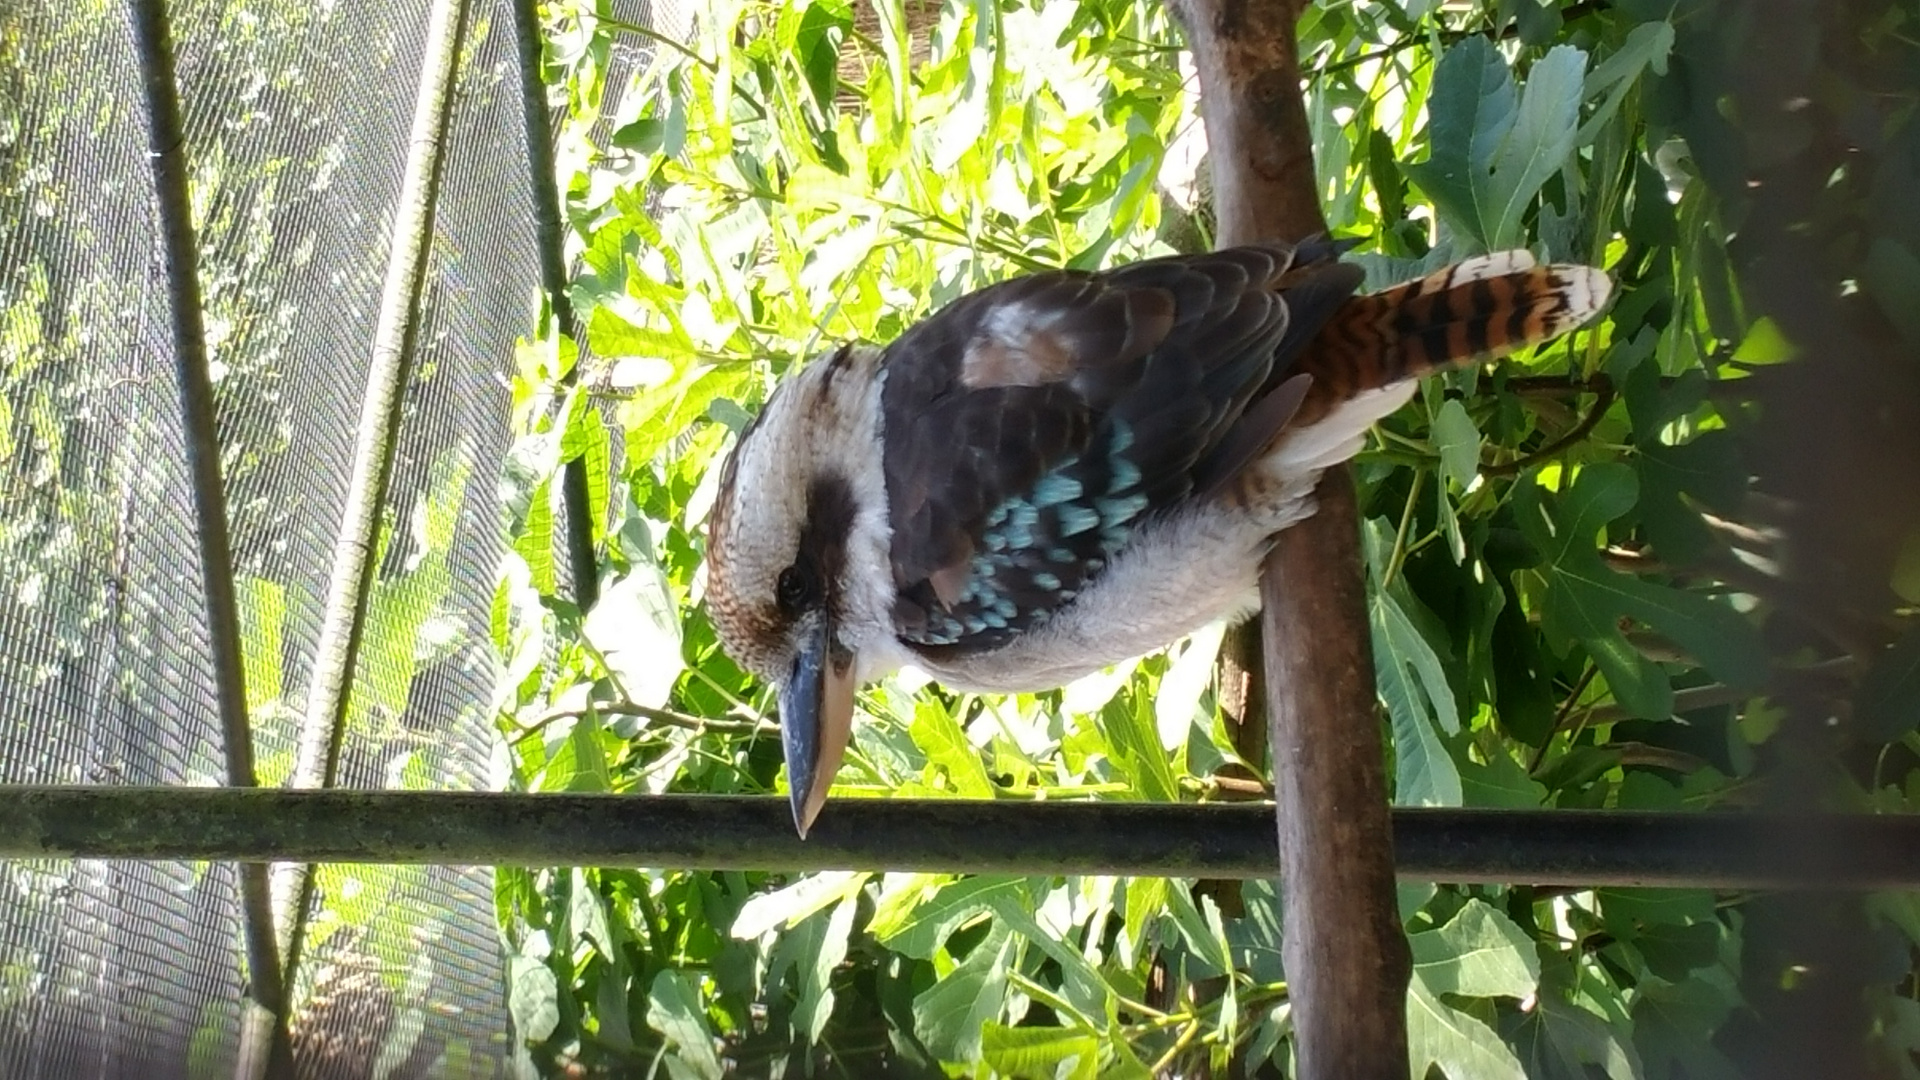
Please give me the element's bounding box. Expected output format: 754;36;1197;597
706;343;897;837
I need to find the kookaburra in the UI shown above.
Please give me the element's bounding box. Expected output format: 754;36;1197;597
705;239;1609;836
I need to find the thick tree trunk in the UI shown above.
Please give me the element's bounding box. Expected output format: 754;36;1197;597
1168;0;1412;1075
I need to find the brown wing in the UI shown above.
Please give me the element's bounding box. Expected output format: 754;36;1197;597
878;240;1365;651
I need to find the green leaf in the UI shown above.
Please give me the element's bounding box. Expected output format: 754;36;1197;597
1534;744;1624;795
1097;690;1180;802
1405;36;1513;251
1631;970;1742;1080
1484;45;1587;250
1865;237;1920;347
1598;886;1717;937
1408;978;1528;1080
1459;749;1550;809
513;477;556;595
1878;995;1920;1079
732;870;870;939
1434;398;1483;490
1374;584;1465;806
1890;528;1920;605
986;889;1111;1026
507;955;559;1044
909;698;996;798
569;721;615;798
1410;898;1541;1000
870;875;1021;959
982;1023;1099;1080
1165;886;1233;981
1729;315;1796;365
784;161;871;211
558;387;612;540
1577;21;1674;147
1122;877;1167;963
1509;981;1644;1080
1855;622;1920;741
1224;879;1286;985
648;970;723;1080
586;303;694;362
1518;465;1766;719
1156;621;1223;750
912;922;1016;1061
1366;520;1463;806
1636;432;1744;566
1367;126;1407;226
766;892;859;1043
1406;38;1588;250
582;562;683;708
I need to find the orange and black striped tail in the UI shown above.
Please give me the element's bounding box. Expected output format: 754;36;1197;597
1295;251;1611;407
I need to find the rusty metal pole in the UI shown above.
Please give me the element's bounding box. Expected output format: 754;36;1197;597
1169;0;1413;1075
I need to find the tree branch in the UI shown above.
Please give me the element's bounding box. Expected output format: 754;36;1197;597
1171;0;1411;1073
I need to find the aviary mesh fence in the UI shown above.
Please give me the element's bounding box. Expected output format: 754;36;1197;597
0;0;671;1073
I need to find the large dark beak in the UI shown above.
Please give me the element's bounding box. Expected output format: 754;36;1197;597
778;610;856;838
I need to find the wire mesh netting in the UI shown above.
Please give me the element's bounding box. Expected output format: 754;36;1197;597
0;0;670;1073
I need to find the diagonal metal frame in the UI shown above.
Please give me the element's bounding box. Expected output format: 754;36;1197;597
125;0;606;1073
125;0;293;1073
246;0;475;1072
509;0;602;610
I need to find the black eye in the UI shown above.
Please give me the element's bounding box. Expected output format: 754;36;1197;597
775;565;815;616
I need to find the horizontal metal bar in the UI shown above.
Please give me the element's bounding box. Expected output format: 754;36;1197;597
1;787;1912;888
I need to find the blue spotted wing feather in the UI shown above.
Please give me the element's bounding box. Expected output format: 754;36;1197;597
880;239;1364;652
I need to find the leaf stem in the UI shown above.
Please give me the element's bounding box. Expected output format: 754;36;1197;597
1149;1016;1204;1074
1527;663;1598;773
1482;379;1616;478
1381;468;1425;590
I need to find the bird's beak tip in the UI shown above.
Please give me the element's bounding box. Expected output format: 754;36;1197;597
779;612;855;843
788;784;816;840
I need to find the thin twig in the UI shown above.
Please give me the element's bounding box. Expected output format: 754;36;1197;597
512;700;774;746
1482;380;1616;477
1580;658;1858;726
1311;0;1613;80
126;0;289;1072
578;12;771;122
1615;741;1712;773
1200;774;1274;800
1527;664;1598;773
1499;374;1613;397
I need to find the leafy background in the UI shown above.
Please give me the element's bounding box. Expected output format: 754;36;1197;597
480;0;1920;1076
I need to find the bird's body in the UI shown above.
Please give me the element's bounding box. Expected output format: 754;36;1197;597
705;239;1610;833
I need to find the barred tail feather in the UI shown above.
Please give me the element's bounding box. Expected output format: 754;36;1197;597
1293;252;1612;412
1235;253;1610;517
